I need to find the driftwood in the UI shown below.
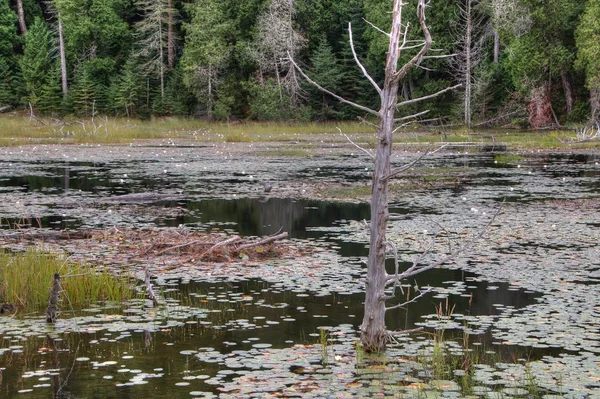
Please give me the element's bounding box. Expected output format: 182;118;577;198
237;232;288;251
46;273;61;323
200;235;241;258
0;105;12;113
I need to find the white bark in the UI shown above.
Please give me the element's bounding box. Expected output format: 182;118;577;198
58;14;68;97
17;0;27;35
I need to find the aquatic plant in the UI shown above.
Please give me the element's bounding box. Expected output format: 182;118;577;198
0;249;133;312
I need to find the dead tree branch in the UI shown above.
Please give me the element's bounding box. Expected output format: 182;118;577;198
349;23;382;95
386;144;449;179
337;127;375;159
397;84;462;108
385;201;504;284
200;235;241;258
289;56;378;117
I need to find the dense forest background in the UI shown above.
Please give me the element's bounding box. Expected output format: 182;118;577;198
0;0;599;127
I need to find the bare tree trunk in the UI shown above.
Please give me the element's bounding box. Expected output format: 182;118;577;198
167;0;175;69
560;67;573;114
159;21;165;99
207;65;213;119
464;0;473;127
46;273;61;323
291;0;458;353
360;0;432;353
16;0;27;34
493;28;500;63
58;14;68;97
591;88;600;122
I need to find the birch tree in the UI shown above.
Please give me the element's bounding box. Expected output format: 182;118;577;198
292;0;461;352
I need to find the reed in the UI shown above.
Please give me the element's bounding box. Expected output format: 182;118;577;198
0;249;133;312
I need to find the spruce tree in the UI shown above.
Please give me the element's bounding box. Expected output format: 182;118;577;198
110;57;144;118
19;17;54;108
308;36;343;120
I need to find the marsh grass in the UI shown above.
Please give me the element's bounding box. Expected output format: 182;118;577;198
494;153;525;164
0;249;133;312
3;115;599;149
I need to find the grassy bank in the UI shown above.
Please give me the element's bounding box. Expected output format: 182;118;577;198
1;114;598;150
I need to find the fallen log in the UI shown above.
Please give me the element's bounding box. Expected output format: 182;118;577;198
200;235;241;258
237;232;288;251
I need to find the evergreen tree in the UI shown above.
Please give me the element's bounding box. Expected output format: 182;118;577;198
109;57;144;118
181;0;231;119
37;65;63;115
0;0;19;56
156;68;195;115
308;36;343;120
0;0;20;106
70;63;102;116
19;17;54;108
575;0;600;121
134;0;175;100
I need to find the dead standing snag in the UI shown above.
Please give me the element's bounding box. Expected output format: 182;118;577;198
292;0;467;352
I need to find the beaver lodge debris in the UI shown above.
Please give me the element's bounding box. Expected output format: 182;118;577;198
0;227;302;272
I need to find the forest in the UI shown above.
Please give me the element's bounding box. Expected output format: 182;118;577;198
0;0;599;128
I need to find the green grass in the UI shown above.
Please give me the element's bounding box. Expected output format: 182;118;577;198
0;249;133;311
494;153;526;164
2;114;599;149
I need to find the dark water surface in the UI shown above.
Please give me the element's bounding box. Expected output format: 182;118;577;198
1;147;598;397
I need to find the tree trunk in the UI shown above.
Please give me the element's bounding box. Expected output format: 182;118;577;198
58;15;68;97
464;0;473;127
591;88;600;122
360;0;403;353
16;0;27;35
167;0;175;69
560;67;573;114
493;28;500;63
159;20;165;99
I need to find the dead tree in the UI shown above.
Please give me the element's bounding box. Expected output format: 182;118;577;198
46;273;61;323
450;0;485;127
292;0;461;352
254;0;306;104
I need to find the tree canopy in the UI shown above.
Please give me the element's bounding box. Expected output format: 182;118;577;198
0;0;597;125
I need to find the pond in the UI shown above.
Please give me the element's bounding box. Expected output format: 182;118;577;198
0;143;599;398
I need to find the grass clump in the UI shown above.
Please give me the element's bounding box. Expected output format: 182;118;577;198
494;153;525;164
0;249;133;311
